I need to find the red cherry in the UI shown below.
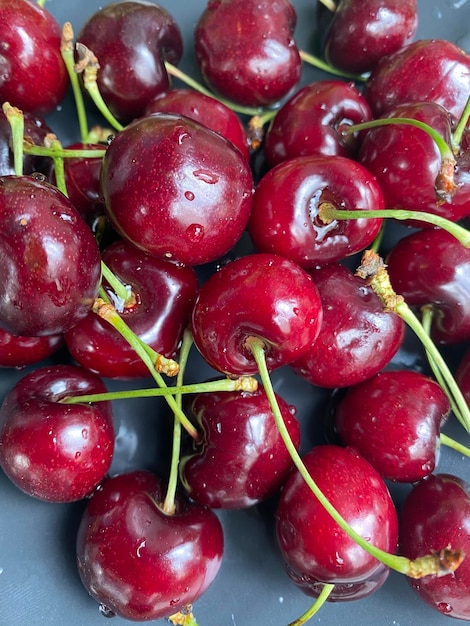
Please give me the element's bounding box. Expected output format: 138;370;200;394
0;0;69;115
194;0;301;107
76;469;224;621
77;1;183;122
0;327;63;368
275;444;398;601
179;384;301;509
100;113;253;266
191;252;323;376
334;369;450;482
399;473;470;620
0;364;114;502
0;111;53;177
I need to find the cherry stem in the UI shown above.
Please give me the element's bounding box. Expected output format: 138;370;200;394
74;43;124;132
100;261;133;306
22;144;106;159
44;134;67;196
60;376;258;405
61;22;88;143
317;0;337;10
441;432;470;458
162;328;193;515
356;250;470;436
247;336;464;578
288;584;335;626
92;297;199;440
345;117;457;203
164;61;265;117
318;203;470;248
36;0;46;6
168;606;199;626
451;92;470;151
299;50;366;82
2;102;24;176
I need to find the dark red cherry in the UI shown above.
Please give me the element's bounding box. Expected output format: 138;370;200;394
0;327;63;368
456;347;470;409
0;175;102;336
100;113;253;266
194;0;301;107
76;470;224;621
191;252;323;376
144;88;250;160
364;39;470;122
179;384;300;509
0;111;53;177
386;228;470;345
291;263;405;388
275;444;398;601
323;0;418;75
0;364;114;502
0;0;69;115
399;473;470;620
248;155;383;267
77;1;183;122
64;238;198;379
263;80;373;168
334;369;450;482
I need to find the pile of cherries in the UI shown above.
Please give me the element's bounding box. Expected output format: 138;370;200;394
1;0;470;624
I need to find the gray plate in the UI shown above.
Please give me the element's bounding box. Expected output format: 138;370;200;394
1;1;470;625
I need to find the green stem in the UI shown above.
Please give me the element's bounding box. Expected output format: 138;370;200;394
3;103;24;176
319;203;470;248
45;136;67;196
452;93;470;150
164;61;265;117
61;22;88;142
317;0;337;10
299;50;366;82
441;433;470;458
100;261;132;306
248;336;463;579
36;0;46;6
60;376;258;404
22;145;106;159
288;584;335;626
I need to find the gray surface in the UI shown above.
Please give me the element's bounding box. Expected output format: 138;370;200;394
1;0;470;625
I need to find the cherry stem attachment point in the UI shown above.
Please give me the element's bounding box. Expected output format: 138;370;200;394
100;261;134;308
247;335;463;578
168;605;199;626
288;584;335;626
2;102;24;176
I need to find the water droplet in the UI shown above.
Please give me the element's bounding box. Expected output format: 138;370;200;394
74;451;81;460
185;223;205;242
82;428;89;439
184;190;195;201
170;598;180;607
437;602;453;614
99;604;115;618
193;169;219;184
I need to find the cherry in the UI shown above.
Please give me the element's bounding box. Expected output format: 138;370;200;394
77;1;183;123
76;469;224;621
248;155;384;267
323;0;418;75
0;0;69;115
191;252;323;376
0;327;63;368
0;110;53;177
194;0;301;107
364;39;470;122
399;473;470;620
275;444;399;601
385;227;470;345
291;263;405;388
0;364;114;502
100;112;253;266
263;80;373;167
334;369;450;482
456;347;470;408
64;238;198;379
179;384;301;509
0;175;102;336
144;88;250;160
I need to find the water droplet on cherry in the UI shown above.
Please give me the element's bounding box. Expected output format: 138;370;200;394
437;602;453;614
99;603;116;618
193;169;219;184
184;190;195;201
185;223;205;242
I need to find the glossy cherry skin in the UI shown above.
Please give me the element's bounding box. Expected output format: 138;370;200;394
358;101;470;224
101;113;254;266
275;444;398;601
399;473;470;620
0;111;53;177
263;80;373;168
0;327;63;368
334;370;450;482
194;0;301;107
191;252;323;376
0;0;68;115
64;239;198;379
0;364;114;502
249;155;384;267
0;175;102;336
364;39;470;122
456;347;470;409
144;88;250;160
323;0;418;75
76;470;224;621
77;1;183;123
291;263;405;388
179;385;301;509
386;228;470;345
